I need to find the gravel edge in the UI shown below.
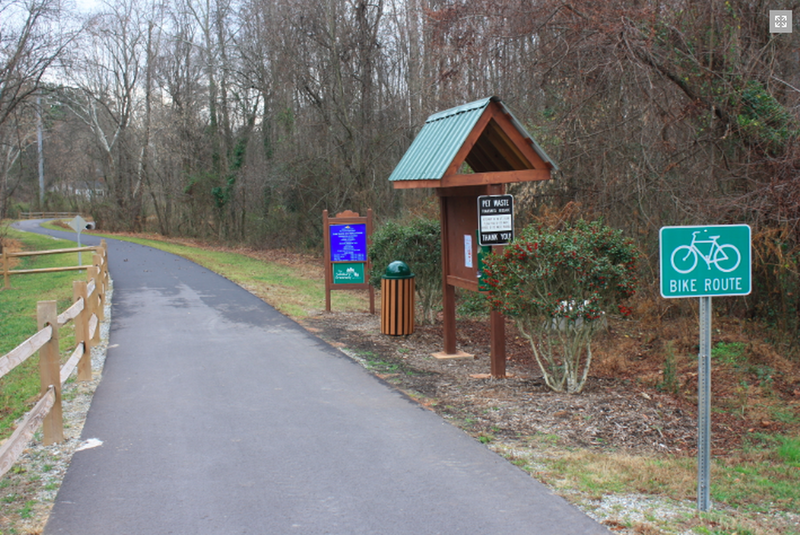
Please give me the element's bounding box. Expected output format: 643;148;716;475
1;281;113;534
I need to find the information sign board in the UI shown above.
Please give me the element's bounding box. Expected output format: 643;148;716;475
477;195;514;246
330;224;367;262
660;225;751;298
323;210;374;314
332;262;365;284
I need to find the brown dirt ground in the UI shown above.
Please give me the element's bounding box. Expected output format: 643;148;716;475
302;306;800;459
1;238;23;269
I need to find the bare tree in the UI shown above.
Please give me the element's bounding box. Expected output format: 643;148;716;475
0;111;37;217
0;0;72;126
3;0;798;338
58;0;148;229
0;0;74;215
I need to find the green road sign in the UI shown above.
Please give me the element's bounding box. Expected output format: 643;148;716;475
477;240;492;292
332;262;365;284
660;225;751;298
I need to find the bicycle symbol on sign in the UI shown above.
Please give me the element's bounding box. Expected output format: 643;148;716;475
670;230;741;274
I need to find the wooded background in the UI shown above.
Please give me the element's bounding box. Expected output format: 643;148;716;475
2;0;799;329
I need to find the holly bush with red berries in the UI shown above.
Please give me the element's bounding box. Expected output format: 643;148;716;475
482;220;639;393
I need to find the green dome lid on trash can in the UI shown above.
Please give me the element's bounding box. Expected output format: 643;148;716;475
383;260;415;279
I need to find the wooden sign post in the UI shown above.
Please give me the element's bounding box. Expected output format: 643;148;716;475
438;184;509;376
387;97;558;378
323;209;375;314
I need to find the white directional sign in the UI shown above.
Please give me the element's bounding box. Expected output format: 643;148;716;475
68;215;88;234
478;195;514;246
68;215;88;267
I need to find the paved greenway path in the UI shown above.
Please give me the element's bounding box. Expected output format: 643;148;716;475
14;220;609;535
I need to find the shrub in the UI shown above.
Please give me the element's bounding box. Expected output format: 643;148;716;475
369;218;441;323
482;220;639;393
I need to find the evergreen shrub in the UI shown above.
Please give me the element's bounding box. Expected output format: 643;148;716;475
369;218;441;323
482;220;639;393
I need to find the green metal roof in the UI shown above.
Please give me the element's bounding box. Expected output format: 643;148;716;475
388;96;558;183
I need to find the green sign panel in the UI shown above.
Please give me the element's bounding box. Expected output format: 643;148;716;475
332;262;365;284
660;225;751;298
477;240;492;292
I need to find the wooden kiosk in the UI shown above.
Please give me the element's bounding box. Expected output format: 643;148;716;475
388;97;558;377
323;209;375;314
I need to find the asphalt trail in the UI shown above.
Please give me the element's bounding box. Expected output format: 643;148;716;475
13;220;609;534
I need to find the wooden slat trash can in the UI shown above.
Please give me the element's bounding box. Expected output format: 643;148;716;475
381;261;415;335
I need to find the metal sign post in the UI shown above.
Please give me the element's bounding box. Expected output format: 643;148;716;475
697;295;712;511
68;215;88;268
659;224;751;512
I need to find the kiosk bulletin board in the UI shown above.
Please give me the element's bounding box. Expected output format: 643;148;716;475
323;210;374;314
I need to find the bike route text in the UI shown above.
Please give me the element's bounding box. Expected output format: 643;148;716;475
669;277;745;294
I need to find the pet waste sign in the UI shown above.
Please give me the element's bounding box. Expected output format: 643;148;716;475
477;194;514;246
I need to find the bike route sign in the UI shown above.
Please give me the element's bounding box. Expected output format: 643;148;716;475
660;225;751;298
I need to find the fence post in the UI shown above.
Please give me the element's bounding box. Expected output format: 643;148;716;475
37;300;63;445
73;280;92;382
92;253;105;321
88;265;101;344
2;247;8;290
99;240;108;309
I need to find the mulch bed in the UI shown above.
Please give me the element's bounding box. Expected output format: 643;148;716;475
301;311;782;457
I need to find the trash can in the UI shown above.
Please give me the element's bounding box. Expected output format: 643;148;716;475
381;261;415;335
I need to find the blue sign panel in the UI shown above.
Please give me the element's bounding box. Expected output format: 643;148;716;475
330;224;367;262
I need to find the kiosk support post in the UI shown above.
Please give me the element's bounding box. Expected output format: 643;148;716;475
439;195;457;355
488;185;506;378
490;308;505;377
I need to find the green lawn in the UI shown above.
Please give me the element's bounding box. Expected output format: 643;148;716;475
1;227;83;441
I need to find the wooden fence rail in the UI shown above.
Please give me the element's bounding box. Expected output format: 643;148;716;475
0;241;108;479
19;212;80;220
3;245;104;290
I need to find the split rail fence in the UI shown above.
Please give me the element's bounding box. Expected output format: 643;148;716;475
0;241;109;479
19;212;80;220
3;244;101;289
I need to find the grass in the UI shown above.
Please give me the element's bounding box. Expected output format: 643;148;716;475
778;436;800;466
534;450;697;498
498;435;800;533
495;440;800;533
1;227;82;442
711;341;747;365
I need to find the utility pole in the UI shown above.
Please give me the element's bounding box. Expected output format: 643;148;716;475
37;95;45;207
